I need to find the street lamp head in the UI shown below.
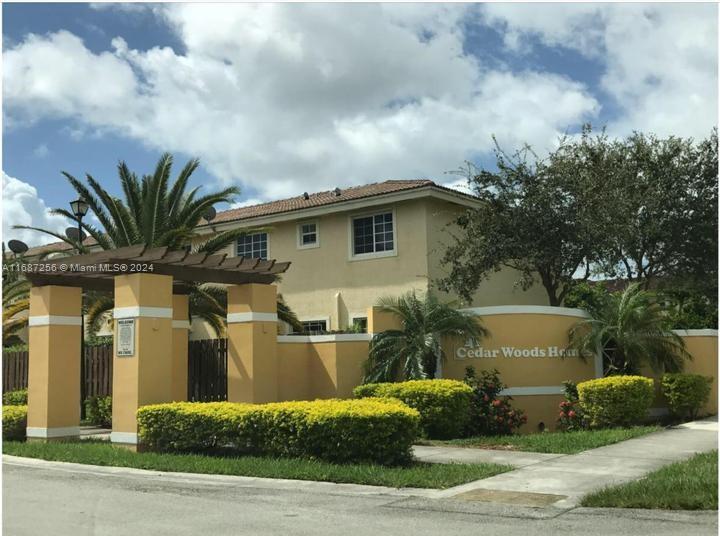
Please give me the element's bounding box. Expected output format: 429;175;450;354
70;197;89;218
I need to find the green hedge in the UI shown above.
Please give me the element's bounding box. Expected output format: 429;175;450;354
3;389;28;406
3;405;27;441
353;379;472;439
84;396;112;428
661;373;713;421
578;376;654;428
137;398;420;466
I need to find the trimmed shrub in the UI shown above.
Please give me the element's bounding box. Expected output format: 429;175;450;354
463;367;527;436
354;379;472;439
137;398;419;466
661;373;713;421
3;389;28;406
3;405;27;441
577;376;654;428
84;396;112;428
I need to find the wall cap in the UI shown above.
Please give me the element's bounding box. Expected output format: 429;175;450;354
461;305;590;318
672;329;718;337
278;334;372;343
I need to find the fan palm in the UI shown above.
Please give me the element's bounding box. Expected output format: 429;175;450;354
568;283;691;375
363;291;489;383
15;153;300;335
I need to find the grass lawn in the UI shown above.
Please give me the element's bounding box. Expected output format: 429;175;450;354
417;425;661;454
581;450;718;510
2;440;510;489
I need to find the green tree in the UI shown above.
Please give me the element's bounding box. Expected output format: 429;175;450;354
568;283;691;376
598;129;718;294
440;133;609;305
363;291;488;382
15;153;301;335
2;244;31;346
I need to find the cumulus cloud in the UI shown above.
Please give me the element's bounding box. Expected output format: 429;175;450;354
482;3;718;139
2;172;67;246
4;3;711;206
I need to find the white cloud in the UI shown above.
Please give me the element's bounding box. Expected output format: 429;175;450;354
15;3;699;204
482;3;718;140
2;172;68;246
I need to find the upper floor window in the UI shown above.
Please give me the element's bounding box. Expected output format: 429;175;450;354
297;221;319;249
301;319;327;334
352;211;394;257
237;232;268;259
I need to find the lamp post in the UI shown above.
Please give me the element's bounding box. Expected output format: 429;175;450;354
70;197;89;420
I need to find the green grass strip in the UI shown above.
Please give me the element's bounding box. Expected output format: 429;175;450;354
417;425;661;454
2;440;510;489
581;450;718;510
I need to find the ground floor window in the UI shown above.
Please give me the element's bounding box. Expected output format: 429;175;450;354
301;319;327;334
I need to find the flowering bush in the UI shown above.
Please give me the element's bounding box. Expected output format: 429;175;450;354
557;381;587;431
463;367;527;436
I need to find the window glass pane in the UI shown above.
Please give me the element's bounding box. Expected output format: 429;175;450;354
353;212;393;255
300;223;317;246
352;317;368;333
301;320;327;334
236;232;267;259
353;216;374;254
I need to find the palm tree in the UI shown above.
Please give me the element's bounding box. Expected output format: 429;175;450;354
2;244;31;346
15;153;300;335
568;283;691;375
363;291;489;383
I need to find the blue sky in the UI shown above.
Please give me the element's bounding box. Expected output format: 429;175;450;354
3;3;717;245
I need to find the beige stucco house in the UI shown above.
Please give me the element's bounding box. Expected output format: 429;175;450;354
19;179;548;340
188;179;548;337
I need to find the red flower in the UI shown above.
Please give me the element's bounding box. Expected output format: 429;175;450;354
492;400;501;407
568;410;576;418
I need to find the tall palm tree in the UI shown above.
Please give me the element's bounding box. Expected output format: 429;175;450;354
15;153;300;335
363;291;489;383
2;244;31;346
568;283;691;375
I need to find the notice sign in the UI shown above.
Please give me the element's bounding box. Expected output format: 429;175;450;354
116;318;135;357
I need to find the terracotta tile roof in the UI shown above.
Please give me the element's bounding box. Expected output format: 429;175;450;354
209;179;441;225
23;179;475;255
24;237;97;257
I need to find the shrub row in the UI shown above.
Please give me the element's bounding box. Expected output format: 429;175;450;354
3;389;28;406
353;379;472;439
661;373;713;421
3;405;27;441
137;398;420;466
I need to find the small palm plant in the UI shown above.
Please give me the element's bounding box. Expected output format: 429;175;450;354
2;244;31;346
363;291;489;383
568;283;691;375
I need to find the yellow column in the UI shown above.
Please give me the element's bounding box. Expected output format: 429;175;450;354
26;285;82;440
367;305;401;334
227;283;278;403
171;294;190;402
111;273;173;446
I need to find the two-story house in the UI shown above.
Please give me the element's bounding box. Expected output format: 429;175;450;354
189;179;548;337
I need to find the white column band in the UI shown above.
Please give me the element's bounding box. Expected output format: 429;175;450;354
28;315;82;327
113;306;173;319
227;312;278;323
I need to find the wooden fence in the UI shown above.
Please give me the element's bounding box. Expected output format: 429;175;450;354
188;338;228;402
3;339;228;402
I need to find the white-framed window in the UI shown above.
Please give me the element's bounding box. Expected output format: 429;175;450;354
236;232;268;259
301;319;328;334
350;210;396;259
297;221;319;249
350;315;368;333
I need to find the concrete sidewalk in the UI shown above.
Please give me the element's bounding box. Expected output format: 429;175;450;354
432;417;718;508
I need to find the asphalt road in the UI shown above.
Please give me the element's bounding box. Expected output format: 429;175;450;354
3;460;717;536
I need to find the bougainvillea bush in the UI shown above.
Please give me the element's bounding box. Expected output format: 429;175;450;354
463;367;527;436
557;380;588;431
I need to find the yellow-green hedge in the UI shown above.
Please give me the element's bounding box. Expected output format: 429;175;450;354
3;405;27;441
578;376;654;428
353;379;472;439
137;398;419;465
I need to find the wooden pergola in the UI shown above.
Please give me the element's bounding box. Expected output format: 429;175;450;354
24;244;291;291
